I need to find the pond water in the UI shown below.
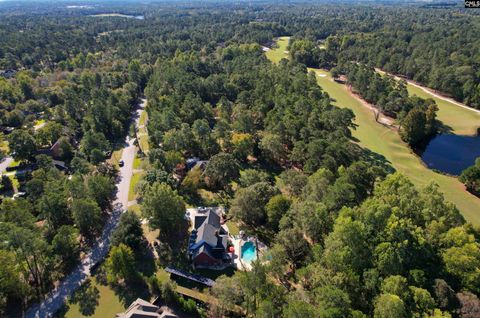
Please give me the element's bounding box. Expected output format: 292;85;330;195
419;134;480;176
241;241;257;262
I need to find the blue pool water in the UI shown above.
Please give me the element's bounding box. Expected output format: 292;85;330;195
241;242;257;262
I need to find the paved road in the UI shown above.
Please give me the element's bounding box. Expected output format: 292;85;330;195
25;99;146;318
0;156;13;174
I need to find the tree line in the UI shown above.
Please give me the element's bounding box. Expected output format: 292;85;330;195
332;62;439;146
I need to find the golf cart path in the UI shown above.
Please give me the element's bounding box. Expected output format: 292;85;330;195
375;68;480;115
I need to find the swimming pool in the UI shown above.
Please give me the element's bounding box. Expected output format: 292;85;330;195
241;241;257;262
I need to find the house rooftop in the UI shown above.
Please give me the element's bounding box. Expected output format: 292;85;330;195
116;298;164;318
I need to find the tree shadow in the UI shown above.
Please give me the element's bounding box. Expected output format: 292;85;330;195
136;244;157;277
111;278;151;308
437;121;454;134
52;303;69;318
360;147;395;175
69;279;100;316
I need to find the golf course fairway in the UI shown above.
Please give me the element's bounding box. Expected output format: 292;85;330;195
265;37;480;225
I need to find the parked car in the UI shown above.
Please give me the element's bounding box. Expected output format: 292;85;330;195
119;160;124;167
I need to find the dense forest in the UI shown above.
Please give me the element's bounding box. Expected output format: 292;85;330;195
285;7;480;109
0;1;479;318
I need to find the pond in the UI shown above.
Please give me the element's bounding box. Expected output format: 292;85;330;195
419;134;480;176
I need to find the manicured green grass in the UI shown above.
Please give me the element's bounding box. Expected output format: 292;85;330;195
138;133;149;154
264;36;290;64
138;110;150;153
375;69;480;136
128;172;144;201
65;280;125;318
313;68;480;224
266;37;480;225
226;220;240;236
133;155;143;170
406;84;480;136
139;111;148;127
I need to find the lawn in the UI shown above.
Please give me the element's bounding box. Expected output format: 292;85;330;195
226;220;240;236
138;110;150;153
139;110;148;127
128;172;144;201
266;37;480;225
133;155;144;170
0;139;9;152
406;84;480;136
64;280;125;318
108;149;123;168
128;204;159;244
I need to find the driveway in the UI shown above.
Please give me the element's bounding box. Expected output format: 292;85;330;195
0;156;13;174
25;99;146;318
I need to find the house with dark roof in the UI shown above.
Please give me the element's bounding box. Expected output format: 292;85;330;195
188;208;230;268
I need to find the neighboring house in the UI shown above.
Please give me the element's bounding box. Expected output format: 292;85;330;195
116;298;177;318
36;137;65;159
185;157;208;171
188;208;230;267
50;138;63;158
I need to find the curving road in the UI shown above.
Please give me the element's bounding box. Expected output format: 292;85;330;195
25;99;146;318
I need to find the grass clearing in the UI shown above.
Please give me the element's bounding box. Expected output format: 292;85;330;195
137;110;150;153
139;110;148;127
375;69;480;136
133;155;144;170
108;149;123;168
138;133;149;154
226;220;240;236
0;140;9;153
128;172;144;201
64;280;125;318
406;84;480;136
264;36;290;63
266;37;480;225
128;203;159;244
8;160;20;168
33;119;46;129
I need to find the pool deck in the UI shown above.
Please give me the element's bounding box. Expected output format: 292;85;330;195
232;236;252;271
